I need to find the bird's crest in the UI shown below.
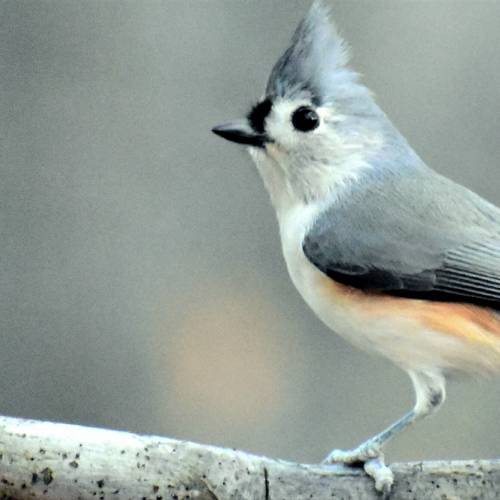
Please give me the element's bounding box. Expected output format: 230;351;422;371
266;0;353;105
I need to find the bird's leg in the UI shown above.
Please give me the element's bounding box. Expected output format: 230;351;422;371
322;370;446;493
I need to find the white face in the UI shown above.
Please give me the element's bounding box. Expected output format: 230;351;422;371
265;98;338;152
249;97;377;213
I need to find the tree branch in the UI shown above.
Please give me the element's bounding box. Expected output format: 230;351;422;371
0;415;498;499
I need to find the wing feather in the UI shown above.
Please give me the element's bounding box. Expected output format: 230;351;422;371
302;173;500;311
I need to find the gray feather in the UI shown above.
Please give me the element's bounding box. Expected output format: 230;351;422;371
266;0;359;104
303;167;500;310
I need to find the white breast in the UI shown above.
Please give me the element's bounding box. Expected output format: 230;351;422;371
277;200;365;343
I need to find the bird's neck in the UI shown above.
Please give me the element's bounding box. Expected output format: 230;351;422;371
249;143;373;219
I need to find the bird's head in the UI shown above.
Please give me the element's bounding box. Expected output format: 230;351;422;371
213;1;389;212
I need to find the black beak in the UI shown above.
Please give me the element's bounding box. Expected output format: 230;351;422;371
212;120;270;148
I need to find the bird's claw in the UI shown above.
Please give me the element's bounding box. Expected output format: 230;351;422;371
322;444;393;494
364;456;394;495
322;442;382;465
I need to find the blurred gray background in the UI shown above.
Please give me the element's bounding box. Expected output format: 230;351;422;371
1;0;500;465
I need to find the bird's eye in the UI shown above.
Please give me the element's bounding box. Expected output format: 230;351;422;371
291;106;320;132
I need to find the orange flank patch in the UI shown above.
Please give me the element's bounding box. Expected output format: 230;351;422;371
405;301;500;347
316;273;500;346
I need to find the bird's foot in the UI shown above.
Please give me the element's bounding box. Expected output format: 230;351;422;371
322;441;382;465
322;442;393;495
363;456;394;495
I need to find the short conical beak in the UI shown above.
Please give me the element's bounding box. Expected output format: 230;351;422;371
212;120;269;148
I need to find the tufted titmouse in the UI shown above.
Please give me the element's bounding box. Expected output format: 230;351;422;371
212;1;500;492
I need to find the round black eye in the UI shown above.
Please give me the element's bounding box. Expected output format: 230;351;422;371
291;106;320;132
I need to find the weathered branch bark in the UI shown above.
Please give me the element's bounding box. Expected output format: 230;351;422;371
0;416;498;499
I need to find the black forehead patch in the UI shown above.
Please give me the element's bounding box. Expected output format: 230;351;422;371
247;98;273;134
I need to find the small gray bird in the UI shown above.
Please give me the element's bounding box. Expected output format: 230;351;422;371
212;0;500;492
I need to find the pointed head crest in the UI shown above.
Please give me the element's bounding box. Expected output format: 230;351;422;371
266;0;353;105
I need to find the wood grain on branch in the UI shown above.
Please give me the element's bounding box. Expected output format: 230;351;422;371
0;415;498;499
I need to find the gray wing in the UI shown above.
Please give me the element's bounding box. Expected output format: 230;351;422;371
302;170;500;311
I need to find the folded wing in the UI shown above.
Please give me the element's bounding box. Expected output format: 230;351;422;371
303;175;500;311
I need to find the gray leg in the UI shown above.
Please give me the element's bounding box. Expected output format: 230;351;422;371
322;370;446;493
